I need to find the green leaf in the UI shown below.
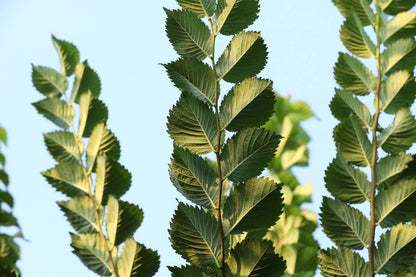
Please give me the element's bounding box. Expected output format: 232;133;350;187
43;131;83;163
52;35;80;76
324;154;371;204
376;154;413;188
214;0;260;35
319;247;369;277
376;179;416;228
86;123;120;172
106;196;143;247
379;0;416;15
0;190;13;208
58;195;104;234
0;170;9;186
330;89;373;129
332;0;374;25
42;161;89;197
78;93;108;138
216;31;267;83
70;233;112;276
219;78;274;131
0;153;4;167
0;265;18;277
380;70;415;114
223;177;283;235
32;65;68;97
164;58;216;105
334;52;376;95
169;203;225;267
0;126;7;145
0;211;18;227
375;224;416;274
70;61;101;103
176;0;215;17
221;128;281;183
169;265;209;276
167;93;218;154
380;11;416;43
281;144;309;170
381;38;416;75
378;108;416;154
32;98;74;130
334;116;372;167
169;146;218;209
165;9;213;60
340;12;376;58
320;197;369;250
94;154;106;205
99;158;131;205
117;238;160;277
227;239;286;276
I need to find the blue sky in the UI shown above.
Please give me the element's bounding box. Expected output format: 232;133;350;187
0;1;344;276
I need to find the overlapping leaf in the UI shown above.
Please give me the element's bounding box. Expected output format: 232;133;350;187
376;154;413;188
165;9;213;60
167;93;218;154
219;78;274;131
325;154;370;203
379;0;416;15
223;177;282;235
332;0;374;26
214;0;260;35
381;38;416;75
216;31;267;83
221;128;281;183
177;0;215;17
33;98;74;130
164;58;216;105
43;131;83;163
70;61;101;103
380;11;416;43
52;35;80;76
380;70;415;114
320;197;369;250
32;65;68;97
78;92;108;137
319;247;369;277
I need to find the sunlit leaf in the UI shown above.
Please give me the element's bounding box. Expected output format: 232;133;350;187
43;131;83;163
381;38;416;75
376;154;413;188
32;65;68;97
380;11;416;43
176;0;215;17
319;247;369;277
33;98;74;130
70;61;101;103
380;70;415;114
378;0;416;15
78;92;108;138
332;0;374;25
52;35;80;76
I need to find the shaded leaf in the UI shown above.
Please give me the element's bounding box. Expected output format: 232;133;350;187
381;38;416;75
332;0;374;25
52;35;80;76
165;8;213;60
220;78;274;131
319;247;369;277
44;131;83;163
169;265;209;276
222;128;281;183
380;70;415;114
32;98;74;130
216;31;267;83
223;177;283;235
376;154;413;188
71;61;101;103
32;65;68;97
0;170;9;186
0;190;13;208
167;93;218;154
99;158;131;205
214;0;260;35
0;211;18;227
320;197;369;250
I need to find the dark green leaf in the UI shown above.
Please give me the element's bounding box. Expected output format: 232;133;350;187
43;131;83;163
117;238;160;277
169;146;218;209
167;93;218;154
325;154;371;204
379;0;416;15
78;93;108;138
376;154;413;188
0;189;13;208
0;170;9;186
32;98;74;130
227;239;286;276
332;0;374;25
216;31;267;83
214;0;260;35
71;61;101;103
319;247;369;277
223;177;283;235
222;128;281;183
0;211;19;227
220;78;274;131
164;58;216;105
52;35;80;76
380;70;416;114
169;265;209;276
381;38;416;75
320;197;369;250
176;0;215;17
32;65;68;97
99;158;131;205
165;9;213;60
169;203;225;267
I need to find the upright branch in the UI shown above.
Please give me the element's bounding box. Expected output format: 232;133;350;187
32;36;159;277
164;0;286;276
320;0;416;276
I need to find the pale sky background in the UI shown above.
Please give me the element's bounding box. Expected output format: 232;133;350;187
0;1;345;276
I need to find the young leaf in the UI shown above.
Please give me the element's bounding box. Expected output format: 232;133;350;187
320;197;370;250
169;203;225;267
176;0;215;17
325;154;371;204
319;247;369;277
222;177;282;236
227;239;286;276
117;238;160;277
214;0;260;35
167;93;218;154
164;58;216;105
52;35;80;76
58;196;104;234
43;131;83;163
32;65;68;97
216;31;267;83
219;78;274;131
78;92;109;138
32;98;74;130
70;233;113;276
221;128;281;183
165;9;213;60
